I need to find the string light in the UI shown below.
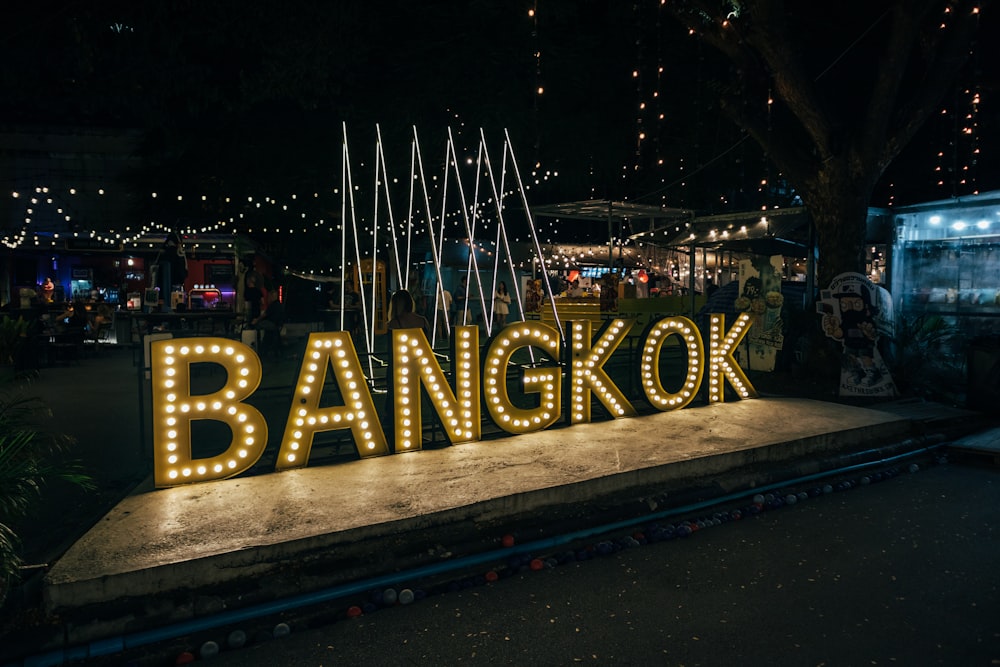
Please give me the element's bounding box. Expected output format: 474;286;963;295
4;169;560;261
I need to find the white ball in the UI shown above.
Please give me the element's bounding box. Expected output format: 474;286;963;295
200;640;220;659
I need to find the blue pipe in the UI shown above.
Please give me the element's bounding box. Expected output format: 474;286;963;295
21;439;943;667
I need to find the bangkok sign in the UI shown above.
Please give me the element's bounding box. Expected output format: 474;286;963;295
150;314;756;488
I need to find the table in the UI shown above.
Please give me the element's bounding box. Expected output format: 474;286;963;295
127;311;240;338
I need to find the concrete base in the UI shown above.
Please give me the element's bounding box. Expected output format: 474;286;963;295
35;396;951;648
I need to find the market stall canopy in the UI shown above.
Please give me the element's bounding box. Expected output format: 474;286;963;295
531;199;694;223
119;233;260;257
530;200;694;244
526;200;695;270
632;206;811;257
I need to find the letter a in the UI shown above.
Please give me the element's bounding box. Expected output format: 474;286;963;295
276;332;388;471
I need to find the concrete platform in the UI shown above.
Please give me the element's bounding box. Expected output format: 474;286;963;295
37;395;970;649
946;425;1000;466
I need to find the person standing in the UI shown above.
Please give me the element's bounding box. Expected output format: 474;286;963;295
384;289;430;453
436;286;453;340
454;276;468;324
493;281;511;328
157;233;188;312
40;277;56;303
386;289;429;336
525;279;542;314
251;296;287;359
244;273;264;323
341;278;361;338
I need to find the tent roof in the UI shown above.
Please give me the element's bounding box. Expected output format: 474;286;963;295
531;200;693;224
631;206;811;256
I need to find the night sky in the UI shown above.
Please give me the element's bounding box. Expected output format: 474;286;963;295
1;1;998;251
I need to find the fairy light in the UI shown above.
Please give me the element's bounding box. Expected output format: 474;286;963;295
390;325;481;450
483;322;562;434
274;332;388;471
150;337;268;488
530;0;542;162
640;316;705;410
568;319;637;424
707;313;757;403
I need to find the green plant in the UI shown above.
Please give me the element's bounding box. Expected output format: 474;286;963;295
0;387;94;591
886;314;965;402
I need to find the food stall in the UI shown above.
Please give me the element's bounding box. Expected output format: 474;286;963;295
891;191;1000;338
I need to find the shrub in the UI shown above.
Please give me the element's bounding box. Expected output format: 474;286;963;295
0;388;94;593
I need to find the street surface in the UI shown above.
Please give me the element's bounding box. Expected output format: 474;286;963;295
89;460;999;667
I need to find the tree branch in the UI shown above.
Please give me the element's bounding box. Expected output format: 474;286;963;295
879;1;984;171
741;0;837;159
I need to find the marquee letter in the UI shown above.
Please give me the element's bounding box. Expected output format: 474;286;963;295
708;313;757;403
151;337;268;488
483;322;561;434
640;316;705;411
567;319;636;424
275;332;388;471
391;325;481;451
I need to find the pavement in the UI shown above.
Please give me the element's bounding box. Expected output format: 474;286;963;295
0;337;996;665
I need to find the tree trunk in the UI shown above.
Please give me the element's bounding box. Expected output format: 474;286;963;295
799;168;873;290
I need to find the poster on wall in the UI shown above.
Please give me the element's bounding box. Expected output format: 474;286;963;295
817;272;897;398
735;255;785;372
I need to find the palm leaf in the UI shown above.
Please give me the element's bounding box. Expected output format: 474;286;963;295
0;386;94;585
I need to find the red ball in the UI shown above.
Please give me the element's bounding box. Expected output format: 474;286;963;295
175;651;196;665
529;558;544;571
484;570;499;582
501;534;515;548
346;605;363;618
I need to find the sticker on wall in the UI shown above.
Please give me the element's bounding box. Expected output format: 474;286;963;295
735;255;785;372
817;272;897;398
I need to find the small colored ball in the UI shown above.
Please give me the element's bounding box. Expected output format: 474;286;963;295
199;642;219;659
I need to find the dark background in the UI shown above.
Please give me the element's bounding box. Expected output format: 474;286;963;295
1;1;998;254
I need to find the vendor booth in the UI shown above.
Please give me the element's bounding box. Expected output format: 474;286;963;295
890;191;1000;339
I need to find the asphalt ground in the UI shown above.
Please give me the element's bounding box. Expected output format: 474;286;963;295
70;457;1000;667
